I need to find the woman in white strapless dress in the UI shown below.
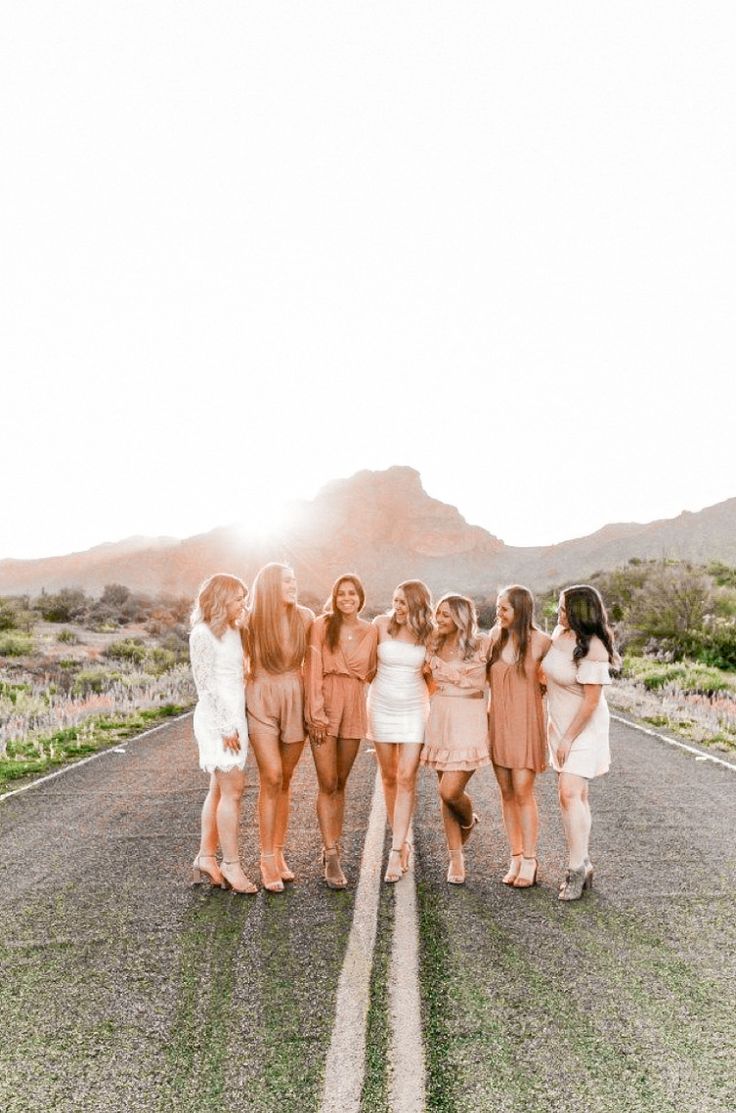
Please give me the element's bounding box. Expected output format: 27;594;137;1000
368;580;434;882
189;573;257;895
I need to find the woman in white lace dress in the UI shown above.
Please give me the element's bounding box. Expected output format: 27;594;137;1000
368;580;434;883
542;584;620;902
189;573;257;894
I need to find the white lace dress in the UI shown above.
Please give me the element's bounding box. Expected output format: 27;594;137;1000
189;623;248;773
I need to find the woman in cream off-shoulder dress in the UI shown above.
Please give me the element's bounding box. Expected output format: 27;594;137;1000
542;584;620;902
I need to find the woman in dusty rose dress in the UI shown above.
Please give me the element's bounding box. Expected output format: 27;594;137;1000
488;584;551;889
421;595;491;885
243;563;314;892
305;574;378;889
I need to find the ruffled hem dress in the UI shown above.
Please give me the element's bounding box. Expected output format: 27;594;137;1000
420;638;491;772
542;636;612;779
367;639;429;744
488;651;547;773
189;622;248;774
305;615;378;739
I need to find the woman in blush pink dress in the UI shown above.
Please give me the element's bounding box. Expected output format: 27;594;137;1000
420;595;491;885
305;574;378;888
189;573;257;894
243;563;314;892
368;580;434;883
542;584;619;902
488;585;551;889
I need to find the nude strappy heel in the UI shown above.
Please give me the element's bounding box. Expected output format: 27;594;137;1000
384;847;403;883
260;853;285;893
220;860;258;895
460;813;479;845
191;855;224;887
447;849;465;885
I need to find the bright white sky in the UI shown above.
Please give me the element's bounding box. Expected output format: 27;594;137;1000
2;2;734;560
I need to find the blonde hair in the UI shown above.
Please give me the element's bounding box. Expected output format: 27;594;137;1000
388;580;435;645
191;574;247;638
433;594;479;660
245;562;307;676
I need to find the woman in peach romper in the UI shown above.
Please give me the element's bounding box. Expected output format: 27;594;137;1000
244;563;314;892
306;574;378;888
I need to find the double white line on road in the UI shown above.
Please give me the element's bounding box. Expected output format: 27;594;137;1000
321;768;426;1113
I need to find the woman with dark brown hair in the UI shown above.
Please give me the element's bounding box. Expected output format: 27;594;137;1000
368;580;434;883
488;584;551;889
542;584;619;901
305;574;378;888
244;562;314;892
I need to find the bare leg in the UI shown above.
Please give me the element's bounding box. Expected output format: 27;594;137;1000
275;739;305;878
311;736;360;849
558;772;591;869
438;770;474;852
374;742;400;828
198;773;220;857
510;768;539;858
494;764;523;876
214;768;255;891
391;744;423;852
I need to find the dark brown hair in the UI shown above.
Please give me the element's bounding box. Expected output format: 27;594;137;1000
562;584;620;666
489;584;539;675
324;573;366;651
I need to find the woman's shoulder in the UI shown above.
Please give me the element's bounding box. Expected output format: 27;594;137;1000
583;634;609;662
373;613;390;629
532;628;552;654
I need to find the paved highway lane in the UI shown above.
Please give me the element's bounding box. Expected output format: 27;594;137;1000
2;712;735;1112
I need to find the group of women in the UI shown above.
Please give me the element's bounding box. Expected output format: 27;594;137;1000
188;563;619;902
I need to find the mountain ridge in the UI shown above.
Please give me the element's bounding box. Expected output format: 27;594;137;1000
1;469;733;599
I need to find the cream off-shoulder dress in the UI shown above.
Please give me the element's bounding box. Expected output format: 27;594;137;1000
189;622;248;773
542;633;612;779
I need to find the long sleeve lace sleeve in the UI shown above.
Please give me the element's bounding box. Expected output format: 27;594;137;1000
305;619;329;731
189;625;238;739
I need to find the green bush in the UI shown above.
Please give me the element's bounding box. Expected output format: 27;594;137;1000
104;639;146;664
144;647;177;675
57;629;79;644
34;588;89;623
0;632;33;657
72;668;121;695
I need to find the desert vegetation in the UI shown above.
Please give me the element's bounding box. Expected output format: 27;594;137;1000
0;584;195;792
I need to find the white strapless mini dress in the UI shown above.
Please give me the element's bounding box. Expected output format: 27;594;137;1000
367;639;429;744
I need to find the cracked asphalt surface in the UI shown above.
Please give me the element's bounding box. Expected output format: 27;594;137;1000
2;714;735;1112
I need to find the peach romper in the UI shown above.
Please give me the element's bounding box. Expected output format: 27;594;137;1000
245;606;314;745
488;650;547;773
420;637;492;772
305;615;378;739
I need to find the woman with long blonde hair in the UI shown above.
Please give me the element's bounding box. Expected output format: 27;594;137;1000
189;573;257;894
305;573;378;888
420;594;492;885
244;562;314;892
488;584;551;889
367;580;434;882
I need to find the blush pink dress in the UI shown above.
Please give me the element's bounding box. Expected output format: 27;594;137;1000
488;647;548;773
420;637;492;772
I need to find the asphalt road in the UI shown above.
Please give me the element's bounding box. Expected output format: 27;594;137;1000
2;714;735;1112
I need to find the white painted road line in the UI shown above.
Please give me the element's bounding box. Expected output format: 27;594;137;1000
321;768;386;1112
0;711;193;803
389;823;426;1113
611;712;736;773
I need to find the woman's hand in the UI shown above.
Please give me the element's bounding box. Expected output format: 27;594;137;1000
223;733;241;753
310;725;327;746
556;737;572;767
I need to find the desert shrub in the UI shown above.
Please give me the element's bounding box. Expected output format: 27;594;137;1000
57;629;79;644
101;583;130;608
34;588;89;623
695;626;736;671
104;639;146;664
144;647;177;675
623;655;733;695
707;562;736;588
72;668;122;696
0;632;33;657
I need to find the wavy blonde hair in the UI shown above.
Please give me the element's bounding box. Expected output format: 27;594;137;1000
191;573;247;638
433;594;479;660
388;580;435;645
245;562;307;676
